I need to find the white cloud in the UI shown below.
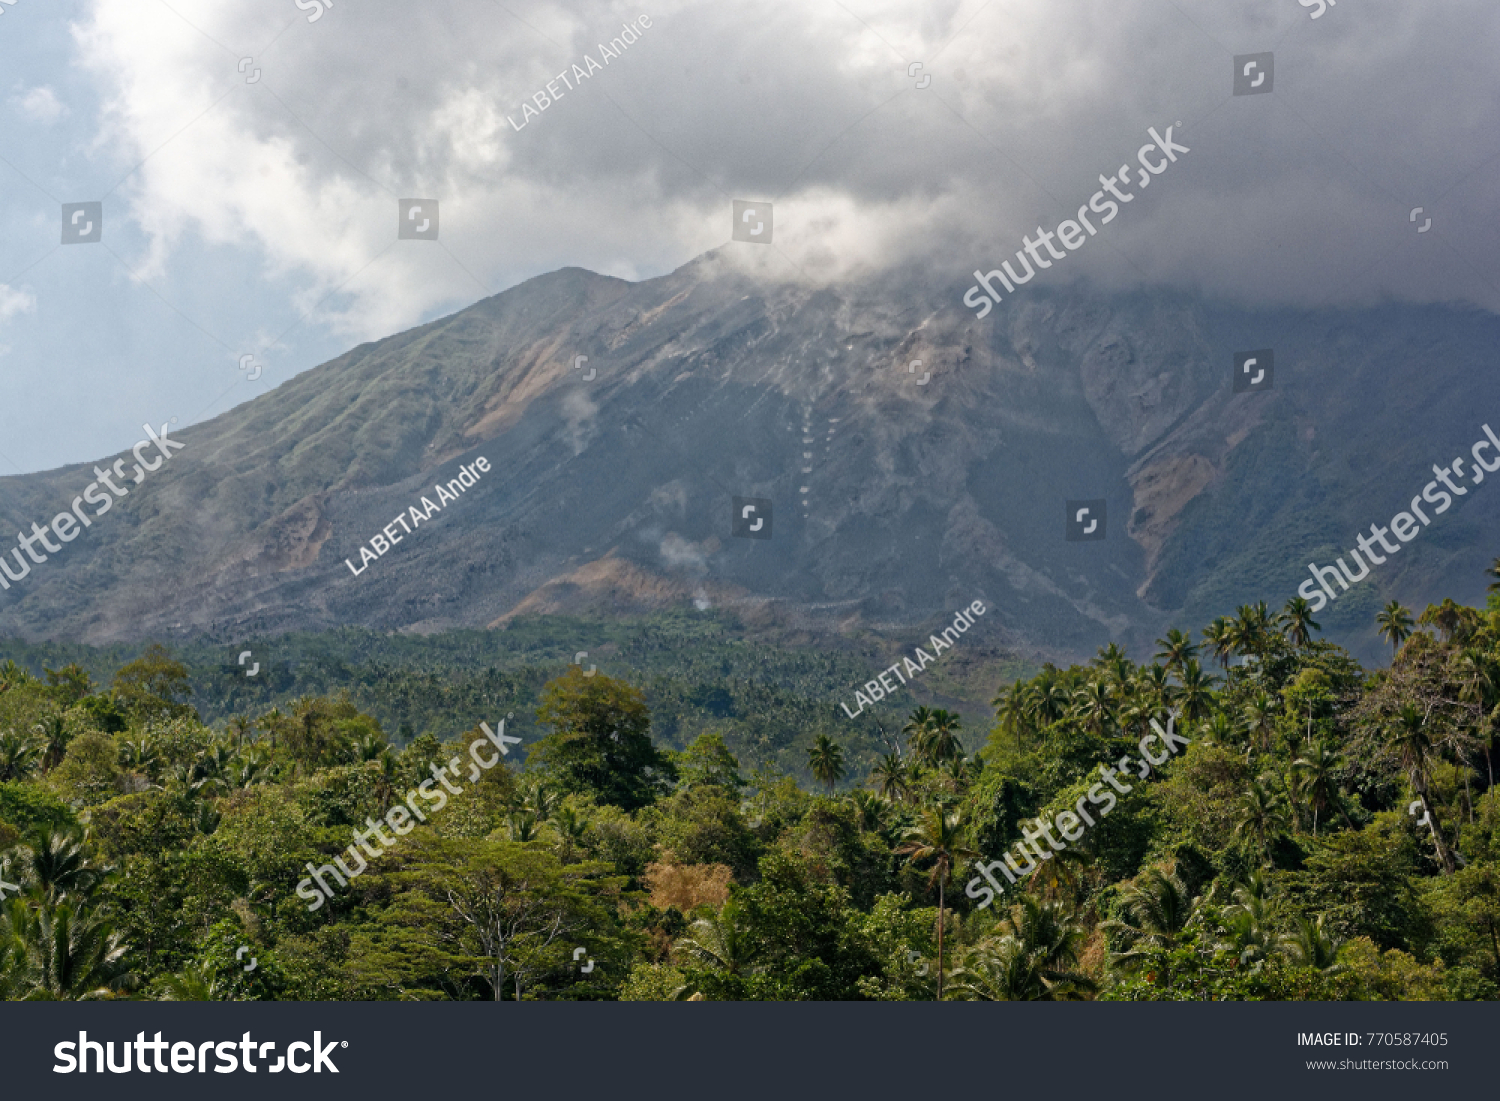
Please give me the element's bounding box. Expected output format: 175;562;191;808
58;0;1500;346
0;285;37;321
14;86;68;123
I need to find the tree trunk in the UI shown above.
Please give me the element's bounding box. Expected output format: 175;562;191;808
936;879;945;1001
1419;791;1458;874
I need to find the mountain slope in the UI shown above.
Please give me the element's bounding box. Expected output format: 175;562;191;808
1;250;1496;665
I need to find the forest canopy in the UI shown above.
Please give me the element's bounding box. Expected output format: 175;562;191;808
1;583;1498;1001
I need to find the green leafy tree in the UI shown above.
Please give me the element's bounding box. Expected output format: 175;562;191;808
868;752;912;804
531;668;675;811
1155;629;1199;675
1105;864;1198;974
950;895;1095;1000
378;836;623;1001
0;897;135;1000
807;735;846;793
1280;596;1321;650
1376;602;1414;655
111;644;195;725
676;733;746;794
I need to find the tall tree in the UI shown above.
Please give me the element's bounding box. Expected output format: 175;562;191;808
1382;704;1457;873
895;809;976;999
868;752;911;804
1233;777;1289;859
1155;629;1199;675
1203;618;1234;671
1291;740;1351;835
531;668;676;811
1279;596;1321;649
911;710;964;768
1376;601;1415;656
807;735;846;794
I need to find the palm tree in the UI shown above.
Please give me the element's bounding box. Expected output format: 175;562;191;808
1455;649;1499;790
1233;777;1288;858
807;735;846;793
1279;914;1345;972
1376;601;1415;656
0;730;41;782
869;752;911;804
895;808;977;999
1214;874;1277;969
1;898;134;1000
1136;664;1175;713
1242;690;1278;754
1071;679;1115;738
1279;596;1321;649
950;896;1095;1001
849;790;890;833
910;710;964;768
1487;557;1500;593
0;659;33;692
34;712;69;773
229;748;273;789
18;830;108;900
353;729;390;763
674;897;757;980
1092;642;1129;669
1200;712;1235;747
1203;618;1235;671
901;707;935;751
505;810;543;842
992;682;1031;753
1176;660;1217;723
1291;739;1351;835
1382;704;1456;873
1027;669;1071;728
1230;604;1271;659
1103;865;1197;973
548;806;590;863
117;735;160;781
519;777;561;823
226;715;254;750
1418;598;1481;646
157;960;226;1001
1155;629;1199;676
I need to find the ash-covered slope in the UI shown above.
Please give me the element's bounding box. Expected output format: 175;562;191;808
1;249;1496;663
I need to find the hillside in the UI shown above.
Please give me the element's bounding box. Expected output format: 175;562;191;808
0;251;1496;665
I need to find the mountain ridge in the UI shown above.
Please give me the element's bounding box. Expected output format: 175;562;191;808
0;249;1496;666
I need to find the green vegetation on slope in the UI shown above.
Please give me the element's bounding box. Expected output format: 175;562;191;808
0;585;1497;1001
